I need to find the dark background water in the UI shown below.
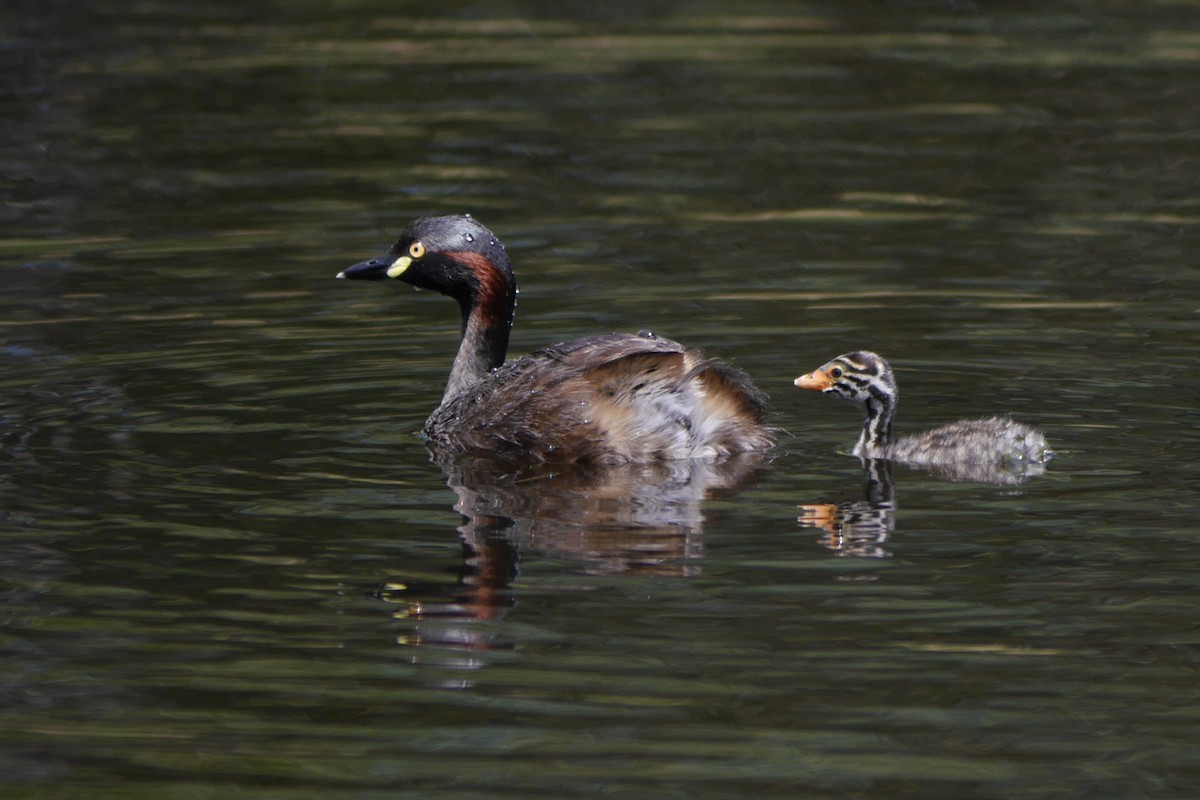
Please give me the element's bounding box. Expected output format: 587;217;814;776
3;1;1199;797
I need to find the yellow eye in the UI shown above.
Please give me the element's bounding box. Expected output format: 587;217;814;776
408;241;426;259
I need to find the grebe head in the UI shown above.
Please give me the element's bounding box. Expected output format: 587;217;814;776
336;214;514;307
794;351;895;405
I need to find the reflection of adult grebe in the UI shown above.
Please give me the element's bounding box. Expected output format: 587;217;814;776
795;351;1051;483
439;452;766;577
377;455;766;684
337;215;772;464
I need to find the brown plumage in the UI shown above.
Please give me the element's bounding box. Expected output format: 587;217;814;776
338;215;772;465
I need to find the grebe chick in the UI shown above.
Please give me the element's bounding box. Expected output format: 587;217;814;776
338;215;772;464
794;351;1051;468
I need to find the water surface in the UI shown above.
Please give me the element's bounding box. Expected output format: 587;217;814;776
3;1;1200;797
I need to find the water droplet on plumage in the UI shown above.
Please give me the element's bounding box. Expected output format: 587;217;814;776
464;232;474;242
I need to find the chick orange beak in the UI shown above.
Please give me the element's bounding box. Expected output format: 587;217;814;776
794;369;833;391
797;503;839;530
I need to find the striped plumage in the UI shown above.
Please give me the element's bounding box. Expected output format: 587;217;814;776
795;351;1051;469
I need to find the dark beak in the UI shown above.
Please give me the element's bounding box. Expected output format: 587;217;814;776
336;253;392;280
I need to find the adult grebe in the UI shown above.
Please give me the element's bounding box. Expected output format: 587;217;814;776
339;215;773;464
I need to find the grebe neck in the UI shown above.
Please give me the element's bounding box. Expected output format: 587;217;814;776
855;387;897;457
443;256;517;403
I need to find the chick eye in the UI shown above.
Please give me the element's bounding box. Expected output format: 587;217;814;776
408;241;426;259
830;367;843;378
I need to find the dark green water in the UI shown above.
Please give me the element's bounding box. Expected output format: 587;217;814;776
3;1;1199;797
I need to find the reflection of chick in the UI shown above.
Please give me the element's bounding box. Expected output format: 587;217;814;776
795;351;1052;483
798;458;895;559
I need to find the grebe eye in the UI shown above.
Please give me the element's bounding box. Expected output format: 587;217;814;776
408;241;426;259
830;367;842;378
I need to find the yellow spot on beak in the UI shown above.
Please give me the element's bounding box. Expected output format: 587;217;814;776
387;255;412;279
